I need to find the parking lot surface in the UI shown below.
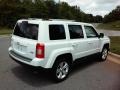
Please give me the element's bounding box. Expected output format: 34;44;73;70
0;37;120;90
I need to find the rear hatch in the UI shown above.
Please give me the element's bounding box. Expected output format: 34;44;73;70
11;21;39;59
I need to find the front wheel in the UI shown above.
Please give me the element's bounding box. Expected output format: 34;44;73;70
52;58;70;82
99;47;109;61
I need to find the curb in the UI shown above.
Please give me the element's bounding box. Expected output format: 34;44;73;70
109;52;120;60
0;35;10;38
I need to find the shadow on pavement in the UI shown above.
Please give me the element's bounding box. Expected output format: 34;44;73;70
11;56;100;87
70;56;99;76
11;66;54;88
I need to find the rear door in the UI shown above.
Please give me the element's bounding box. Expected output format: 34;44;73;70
11;21;39;59
67;24;88;60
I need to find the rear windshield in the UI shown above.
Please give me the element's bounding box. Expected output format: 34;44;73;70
13;21;38;40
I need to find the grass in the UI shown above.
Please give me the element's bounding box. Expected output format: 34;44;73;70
0;28;12;35
97;21;120;30
110;36;120;55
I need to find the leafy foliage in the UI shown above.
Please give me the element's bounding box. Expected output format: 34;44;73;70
103;6;120;23
0;0;103;28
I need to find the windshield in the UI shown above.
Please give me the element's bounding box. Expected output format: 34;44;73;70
13;21;38;40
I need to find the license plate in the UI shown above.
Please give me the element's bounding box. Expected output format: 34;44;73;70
16;42;27;52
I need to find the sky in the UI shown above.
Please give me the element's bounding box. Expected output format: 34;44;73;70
55;0;120;17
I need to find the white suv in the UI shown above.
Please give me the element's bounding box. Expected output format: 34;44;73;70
9;19;110;82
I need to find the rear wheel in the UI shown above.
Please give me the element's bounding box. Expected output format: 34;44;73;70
52;57;70;82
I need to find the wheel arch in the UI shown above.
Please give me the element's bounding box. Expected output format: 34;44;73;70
103;43;110;50
45;49;73;68
53;53;73;66
100;43;110;52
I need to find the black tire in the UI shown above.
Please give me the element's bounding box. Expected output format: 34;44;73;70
52;57;71;82
99;47;109;61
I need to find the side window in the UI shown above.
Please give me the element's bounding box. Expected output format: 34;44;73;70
68;25;84;39
84;26;98;38
49;25;66;40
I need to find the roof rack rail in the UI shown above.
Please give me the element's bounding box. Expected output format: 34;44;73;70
49;19;75;21
28;18;42;20
27;18;75;21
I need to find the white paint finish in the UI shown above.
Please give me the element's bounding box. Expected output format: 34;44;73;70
9;19;110;68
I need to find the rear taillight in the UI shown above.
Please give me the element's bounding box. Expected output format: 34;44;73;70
36;43;44;58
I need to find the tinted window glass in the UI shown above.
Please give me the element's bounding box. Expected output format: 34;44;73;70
84;26;98;38
49;25;66;40
14;21;38;40
68;25;84;39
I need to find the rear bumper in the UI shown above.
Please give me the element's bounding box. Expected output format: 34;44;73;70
8;47;50;69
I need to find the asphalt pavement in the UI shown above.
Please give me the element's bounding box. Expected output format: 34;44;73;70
97;29;120;36
0;37;120;90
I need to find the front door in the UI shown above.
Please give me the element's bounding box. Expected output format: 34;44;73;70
83;25;100;55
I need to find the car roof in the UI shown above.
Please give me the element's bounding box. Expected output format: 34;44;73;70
17;18;93;26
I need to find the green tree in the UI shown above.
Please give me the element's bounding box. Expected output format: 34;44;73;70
0;0;103;28
103;6;120;23
94;15;103;23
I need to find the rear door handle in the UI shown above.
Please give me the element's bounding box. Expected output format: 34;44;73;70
72;43;78;47
88;42;93;44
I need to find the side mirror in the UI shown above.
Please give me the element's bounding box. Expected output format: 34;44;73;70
99;33;104;38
